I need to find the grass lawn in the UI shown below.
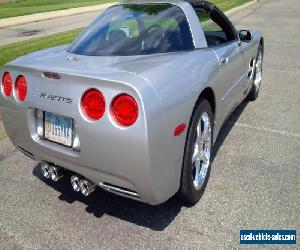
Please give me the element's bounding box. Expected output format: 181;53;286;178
0;0;252;68
212;0;253;12
0;0;116;19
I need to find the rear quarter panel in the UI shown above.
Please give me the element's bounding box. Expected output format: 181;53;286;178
129;49;222;195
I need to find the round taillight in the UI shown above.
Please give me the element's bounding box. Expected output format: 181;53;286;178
111;94;138;126
2;72;12;97
81;89;105;120
15;75;28;102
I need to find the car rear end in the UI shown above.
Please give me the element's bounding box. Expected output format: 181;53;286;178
0;2;199;205
0;53;180;205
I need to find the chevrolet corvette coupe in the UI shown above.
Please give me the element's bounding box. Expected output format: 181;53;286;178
0;0;263;205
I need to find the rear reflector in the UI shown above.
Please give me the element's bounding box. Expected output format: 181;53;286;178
2;72;12;97
111;94;138;126
81;89;105;120
174;123;186;136
15;75;28;102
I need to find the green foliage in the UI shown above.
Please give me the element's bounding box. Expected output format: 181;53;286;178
212;0;252;11
0;0;115;19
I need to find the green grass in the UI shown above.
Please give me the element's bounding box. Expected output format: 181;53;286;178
0;0;252;67
0;0;116;19
212;0;253;11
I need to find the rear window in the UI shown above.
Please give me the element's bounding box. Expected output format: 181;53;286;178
68;4;194;56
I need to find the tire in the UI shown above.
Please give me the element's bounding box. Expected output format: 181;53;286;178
180;98;213;204
247;44;263;101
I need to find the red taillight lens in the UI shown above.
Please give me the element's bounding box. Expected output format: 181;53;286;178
2;72;12;97
15;75;28;101
81;89;105;120
111;94;138;126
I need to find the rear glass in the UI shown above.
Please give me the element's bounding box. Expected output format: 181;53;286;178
68;4;194;56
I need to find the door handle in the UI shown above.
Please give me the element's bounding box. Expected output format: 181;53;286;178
221;57;229;65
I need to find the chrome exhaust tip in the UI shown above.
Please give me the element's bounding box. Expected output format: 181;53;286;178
49;166;63;182
41;162;51;179
71;175;81;192
79;179;96;197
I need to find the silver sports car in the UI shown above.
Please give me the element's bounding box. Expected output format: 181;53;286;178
0;0;263;205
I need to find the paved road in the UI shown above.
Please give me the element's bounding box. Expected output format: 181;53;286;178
0;11;100;46
0;0;299;248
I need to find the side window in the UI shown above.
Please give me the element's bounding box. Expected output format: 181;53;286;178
197;11;236;46
198;12;222;32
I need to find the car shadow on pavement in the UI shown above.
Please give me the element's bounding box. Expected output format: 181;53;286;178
32;100;249;231
212;99;249;161
33;165;182;231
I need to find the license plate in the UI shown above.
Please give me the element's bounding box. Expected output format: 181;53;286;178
44;112;73;147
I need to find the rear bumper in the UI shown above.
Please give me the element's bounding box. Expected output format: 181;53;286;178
0;94;181;205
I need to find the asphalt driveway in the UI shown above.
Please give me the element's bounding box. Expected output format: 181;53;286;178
0;0;299;248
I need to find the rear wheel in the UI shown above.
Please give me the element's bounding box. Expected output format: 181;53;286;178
247;44;263;101
180;98;213;204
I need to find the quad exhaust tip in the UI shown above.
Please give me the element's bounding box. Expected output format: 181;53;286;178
41;163;63;182
71;175;81;192
71;175;96;196
79;179;96;197
41;162;95;196
41;162;51;179
49;166;63;182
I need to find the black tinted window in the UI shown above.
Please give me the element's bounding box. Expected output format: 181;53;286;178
196;10;237;46
68;4;194;56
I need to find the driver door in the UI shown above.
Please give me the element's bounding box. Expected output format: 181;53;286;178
212;42;245;115
197;8;246;116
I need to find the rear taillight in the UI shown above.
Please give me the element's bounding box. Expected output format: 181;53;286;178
15;75;28;102
2;72;12;97
81;89;106;120
111;94;138;126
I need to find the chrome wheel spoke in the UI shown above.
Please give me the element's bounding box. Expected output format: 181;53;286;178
192;144;200;163
249;59;255;80
200;115;210;144
254;52;263;90
201;127;208;144
202;127;211;144
196;119;202;145
200;163;208;180
193;161;201;186
192;112;212;190
202;151;209;164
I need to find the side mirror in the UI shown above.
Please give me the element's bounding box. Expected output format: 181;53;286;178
239;30;252;42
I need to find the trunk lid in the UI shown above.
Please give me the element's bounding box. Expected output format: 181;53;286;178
8;45;185;78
